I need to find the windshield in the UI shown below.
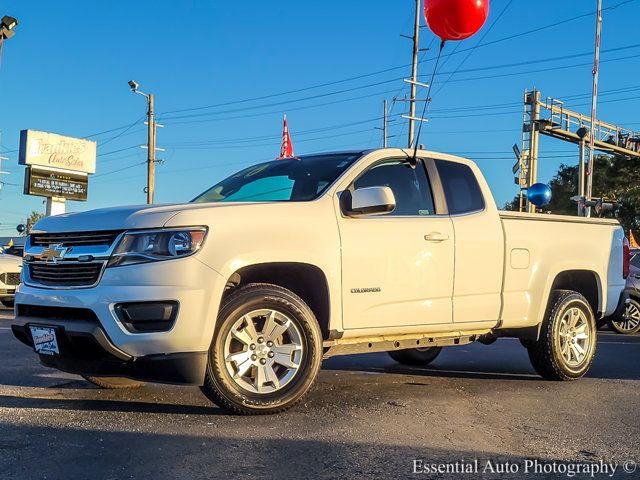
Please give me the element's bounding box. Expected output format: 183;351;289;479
192;152;361;203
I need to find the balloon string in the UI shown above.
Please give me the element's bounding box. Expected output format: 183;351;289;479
412;39;445;159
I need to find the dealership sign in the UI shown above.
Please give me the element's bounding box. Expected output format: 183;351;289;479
19;130;96;174
24;167;88;201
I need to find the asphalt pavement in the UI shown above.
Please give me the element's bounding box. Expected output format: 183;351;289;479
0;306;638;479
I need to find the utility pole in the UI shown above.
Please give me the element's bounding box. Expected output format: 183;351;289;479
407;0;421;148
375;100;389;148
521;89;541;213
146;93;156;204
527;93;541;214
383;99;388;148
376;99;397;148
585;0;603;217
576;126;589;215
128;80;163;204
0;131;9;190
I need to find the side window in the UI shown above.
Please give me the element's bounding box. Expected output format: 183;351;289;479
435;160;485;215
353;159;435;216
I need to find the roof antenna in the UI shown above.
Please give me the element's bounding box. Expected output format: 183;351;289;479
411;39;446;164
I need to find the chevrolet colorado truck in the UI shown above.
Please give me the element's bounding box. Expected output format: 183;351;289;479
12;148;628;414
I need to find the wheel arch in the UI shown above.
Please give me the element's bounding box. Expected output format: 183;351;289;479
224;262;332;340
547;270;602;318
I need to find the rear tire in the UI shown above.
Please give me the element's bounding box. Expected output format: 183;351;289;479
82;375;144;389
200;283;322;415
527;290;596;381
388;347;442;366
1;299;14;308
609;297;640;334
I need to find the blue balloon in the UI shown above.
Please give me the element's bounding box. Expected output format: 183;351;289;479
527;183;552;207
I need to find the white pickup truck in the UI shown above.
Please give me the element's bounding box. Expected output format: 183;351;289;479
12;148;628;414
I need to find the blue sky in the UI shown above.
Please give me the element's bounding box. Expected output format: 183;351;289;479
1;0;639;233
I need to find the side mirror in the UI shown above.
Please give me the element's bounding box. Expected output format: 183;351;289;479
346;186;396;216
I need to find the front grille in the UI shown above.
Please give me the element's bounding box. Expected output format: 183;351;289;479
30;230;122;247
0;272;20;286
29;263;103;287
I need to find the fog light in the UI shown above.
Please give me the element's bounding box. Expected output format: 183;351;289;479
114;301;179;333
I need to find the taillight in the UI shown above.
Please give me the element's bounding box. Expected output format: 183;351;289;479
623;237;630;279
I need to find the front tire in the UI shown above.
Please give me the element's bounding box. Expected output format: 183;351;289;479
609;297;640;334
388;347;442;366
527;290;596;381
82;375;144;389
200;283;322;415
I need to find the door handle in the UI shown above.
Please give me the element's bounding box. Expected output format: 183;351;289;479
424;232;449;242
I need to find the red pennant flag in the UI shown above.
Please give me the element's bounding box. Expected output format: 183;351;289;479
630;230;639;249
277;114;294;159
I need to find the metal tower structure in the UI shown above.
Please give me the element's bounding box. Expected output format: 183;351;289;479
514;88;640;213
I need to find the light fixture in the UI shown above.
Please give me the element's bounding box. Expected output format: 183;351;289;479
0;15;18;40
1;16;17;30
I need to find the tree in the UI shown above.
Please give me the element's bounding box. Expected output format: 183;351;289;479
23;210;44;236
504;154;640;235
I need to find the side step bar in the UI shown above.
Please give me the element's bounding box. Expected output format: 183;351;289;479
321;329;492;358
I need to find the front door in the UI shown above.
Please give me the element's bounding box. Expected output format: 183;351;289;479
337;158;455;331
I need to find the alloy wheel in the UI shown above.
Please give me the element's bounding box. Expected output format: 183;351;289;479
558;307;592;368
223;309;304;394
612;302;640;333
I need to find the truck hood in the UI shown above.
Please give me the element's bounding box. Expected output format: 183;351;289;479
32;203;242;232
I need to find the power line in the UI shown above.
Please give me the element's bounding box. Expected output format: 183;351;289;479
158;0;636;117
434;0;514;96
97;115;145;147
93;161;146;179
159;45;640;126
97;145;140;157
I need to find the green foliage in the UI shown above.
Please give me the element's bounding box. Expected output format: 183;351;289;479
504;154;640;235
23;210;45;236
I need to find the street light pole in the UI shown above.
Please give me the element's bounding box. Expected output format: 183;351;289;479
128;80;157;204
146;93;155;204
585;0;603;217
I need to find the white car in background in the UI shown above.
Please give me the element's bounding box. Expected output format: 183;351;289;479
0;252;22;308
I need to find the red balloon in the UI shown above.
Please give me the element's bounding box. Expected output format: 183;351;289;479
424;0;490;41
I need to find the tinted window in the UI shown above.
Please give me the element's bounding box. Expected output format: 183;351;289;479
192;153;360;203
435;160;484;215
353;159;435;216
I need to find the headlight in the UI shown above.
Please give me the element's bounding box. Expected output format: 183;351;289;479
107;228;207;267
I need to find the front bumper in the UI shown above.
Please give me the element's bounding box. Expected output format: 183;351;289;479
12;256;227;384
11;315;207;384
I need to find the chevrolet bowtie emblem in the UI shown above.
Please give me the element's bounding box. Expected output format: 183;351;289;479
41;244;71;264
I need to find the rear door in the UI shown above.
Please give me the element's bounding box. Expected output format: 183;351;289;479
434;159;504;323
337;158;455;331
